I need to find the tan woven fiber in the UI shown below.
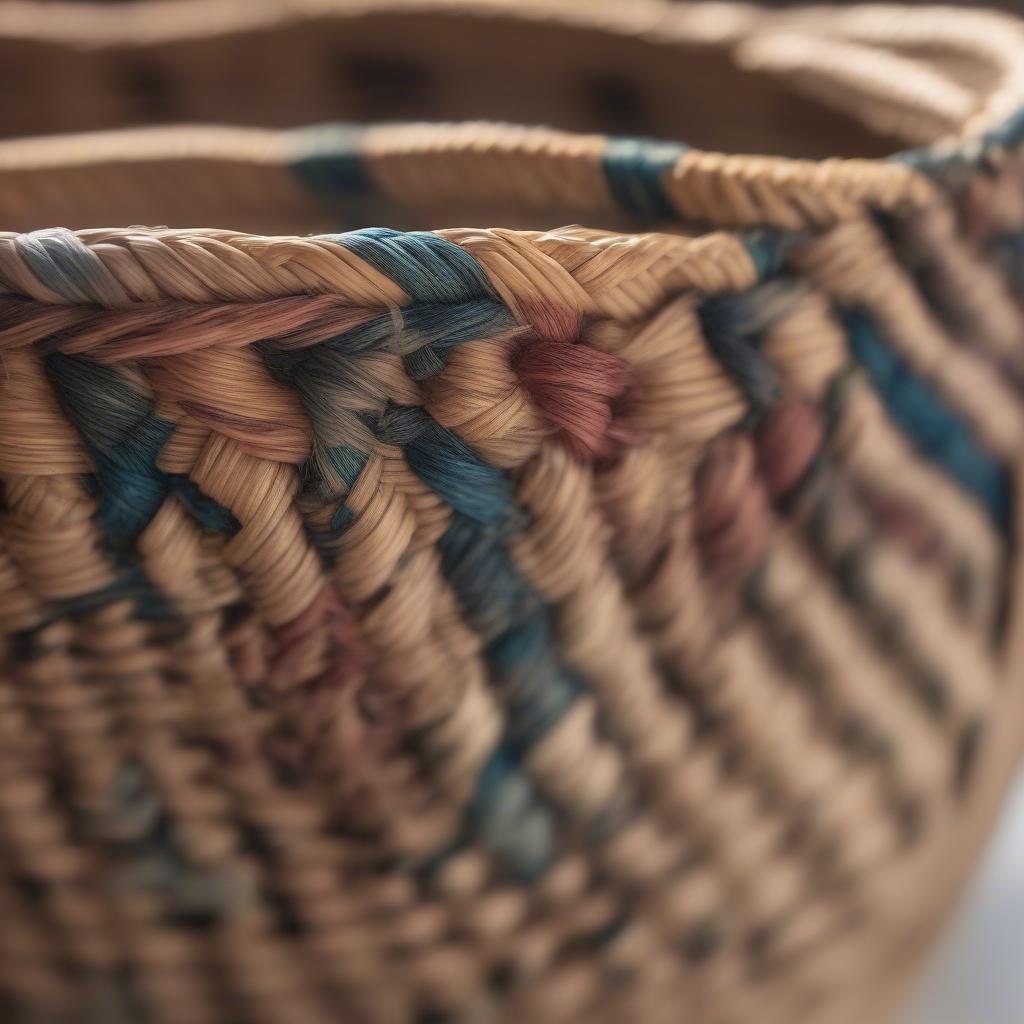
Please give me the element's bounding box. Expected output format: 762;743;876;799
0;2;1022;1024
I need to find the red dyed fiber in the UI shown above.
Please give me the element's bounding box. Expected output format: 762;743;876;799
695;431;772;577
756;395;825;499
513;336;638;459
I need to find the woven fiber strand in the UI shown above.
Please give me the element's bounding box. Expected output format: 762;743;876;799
0;2;1023;1023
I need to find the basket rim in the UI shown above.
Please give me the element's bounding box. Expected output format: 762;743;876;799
0;95;1019;313
0;0;1021;241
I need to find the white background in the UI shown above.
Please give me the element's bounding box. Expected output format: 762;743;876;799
898;770;1024;1024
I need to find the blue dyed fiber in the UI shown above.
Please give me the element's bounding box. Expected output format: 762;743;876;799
52;568;175;622
321;446;369;535
469;747;558;881
45;353;240;541
400;299;520;379
334;227;496;304
844;311;1011;528
370;404;427;447
257;243;589;881
87;413;176;540
990;234;1024;287
980;106;1024;153
15;228;120;304
899;107;1024;178
742;230;801;281
269;300;517;386
486;611;582;753
437;514;543;642
342;404;581;874
402;413;516;526
698;294;780;413
46;353;154;451
170;477;240;537
400;299;519;343
329;505;357;534
328;445;370;489
103;764;255;920
601;137;687;220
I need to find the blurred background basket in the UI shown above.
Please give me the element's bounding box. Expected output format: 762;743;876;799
0;2;1022;1023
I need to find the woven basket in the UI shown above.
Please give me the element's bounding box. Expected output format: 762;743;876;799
1;2;1023;1022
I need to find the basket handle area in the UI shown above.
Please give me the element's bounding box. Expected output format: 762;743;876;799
0;0;1019;234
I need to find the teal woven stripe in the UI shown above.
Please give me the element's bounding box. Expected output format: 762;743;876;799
601;137;688;220
335;226;496;302
284;108;1024;210
990;234;1024;290
289;124;372;195
694;286;1012;532
45;353;240;541
695;287;988;725
261;228;592;880
843;311;1011;530
742;230;803;281
14;228;126;305
15;571;176;626
311;404;571;880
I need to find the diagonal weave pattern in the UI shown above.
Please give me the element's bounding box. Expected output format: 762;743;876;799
0;3;1023;1024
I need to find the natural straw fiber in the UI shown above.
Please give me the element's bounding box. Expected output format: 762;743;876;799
0;2;1022;1023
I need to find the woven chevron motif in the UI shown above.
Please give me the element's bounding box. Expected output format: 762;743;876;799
0;120;1021;1019
0;1;1023;1018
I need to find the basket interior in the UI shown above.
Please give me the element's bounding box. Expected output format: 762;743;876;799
0;4;923;235
0;8;910;156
